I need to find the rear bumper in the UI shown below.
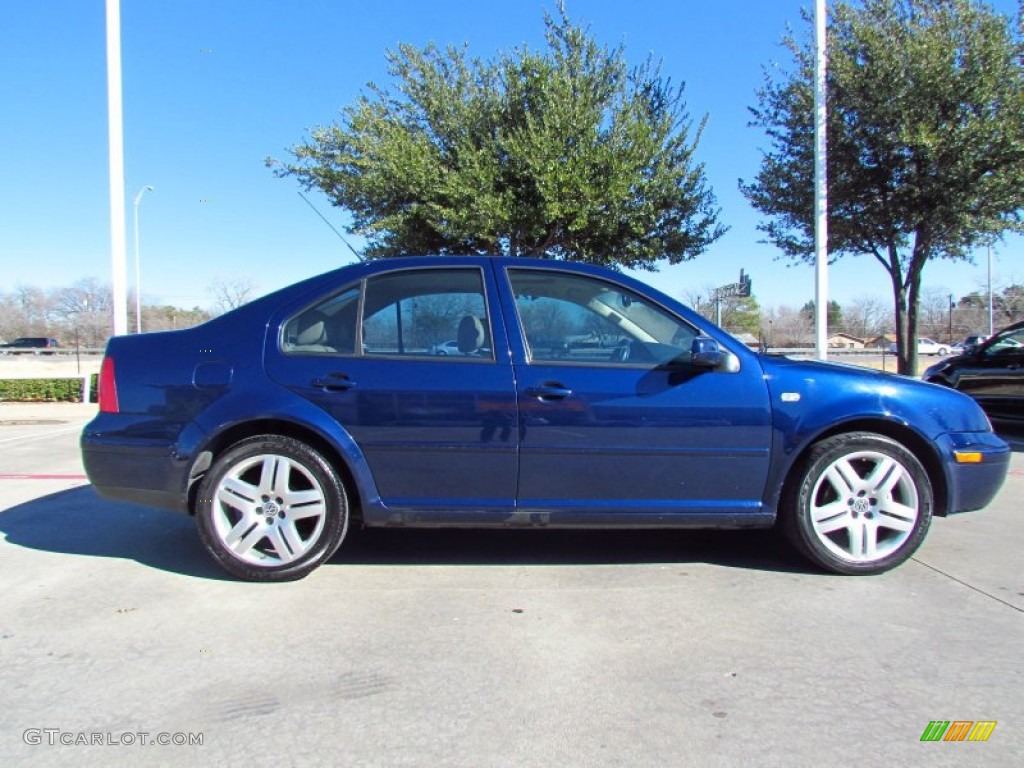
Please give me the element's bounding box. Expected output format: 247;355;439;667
938;431;1011;514
80;416;197;515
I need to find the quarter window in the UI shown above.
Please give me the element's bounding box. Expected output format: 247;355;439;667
282;286;360;355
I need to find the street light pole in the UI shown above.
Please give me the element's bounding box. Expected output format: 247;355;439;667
133;185;154;333
987;241;994;337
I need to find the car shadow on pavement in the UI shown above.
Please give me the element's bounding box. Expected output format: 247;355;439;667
0;486;818;577
333;527;814;574
0;486;231;581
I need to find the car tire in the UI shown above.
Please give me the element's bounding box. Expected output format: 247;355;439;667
937;347;948;356
195;435;349;581
781;432;932;575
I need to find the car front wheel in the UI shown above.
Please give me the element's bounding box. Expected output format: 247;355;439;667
196;435;348;581
782;432;932;575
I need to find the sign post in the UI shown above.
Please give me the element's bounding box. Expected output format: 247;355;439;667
713;270;752;327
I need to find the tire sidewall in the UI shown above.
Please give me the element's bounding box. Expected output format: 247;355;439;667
195;435;348;581
785;432;933;575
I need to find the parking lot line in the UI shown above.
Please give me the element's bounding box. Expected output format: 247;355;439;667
0;425;84;445
0;473;88;480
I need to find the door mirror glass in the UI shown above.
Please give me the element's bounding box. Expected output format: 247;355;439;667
690;336;722;368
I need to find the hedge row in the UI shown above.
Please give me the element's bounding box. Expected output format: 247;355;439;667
0;375;99;403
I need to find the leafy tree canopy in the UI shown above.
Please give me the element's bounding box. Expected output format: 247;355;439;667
272;5;724;269
722;295;762;335
742;0;1024;373
801;299;843;327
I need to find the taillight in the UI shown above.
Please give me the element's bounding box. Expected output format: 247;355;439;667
99;356;119;413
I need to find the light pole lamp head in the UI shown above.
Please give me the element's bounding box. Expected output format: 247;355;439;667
134;185;155;206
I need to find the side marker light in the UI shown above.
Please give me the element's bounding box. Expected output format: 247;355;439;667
953;452;983;464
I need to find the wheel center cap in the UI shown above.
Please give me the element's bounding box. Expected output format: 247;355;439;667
853;498;871;514
263;500;281;515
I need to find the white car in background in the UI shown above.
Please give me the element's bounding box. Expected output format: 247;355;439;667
888;337;950;356
427;340;461;356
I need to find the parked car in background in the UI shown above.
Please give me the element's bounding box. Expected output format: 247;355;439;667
960;334;989;354
888;337;950;356
0;337;60;354
924;321;1024;423
81;256;1010;581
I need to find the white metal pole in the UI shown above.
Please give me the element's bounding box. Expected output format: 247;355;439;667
133;185;154;333
106;0;128;336
987;242;994;336
814;0;829;360
133;192;140;334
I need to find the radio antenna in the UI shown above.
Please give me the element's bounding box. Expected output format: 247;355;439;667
297;190;364;262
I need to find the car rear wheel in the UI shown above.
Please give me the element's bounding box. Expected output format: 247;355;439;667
196;435;348;581
782;432;932;575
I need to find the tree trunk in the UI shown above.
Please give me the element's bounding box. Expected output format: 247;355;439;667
902;235;933;378
885;244;912;375
904;274;921;377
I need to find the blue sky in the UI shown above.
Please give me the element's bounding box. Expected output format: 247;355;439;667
1;0;1020;312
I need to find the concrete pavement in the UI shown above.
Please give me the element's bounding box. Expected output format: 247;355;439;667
1;401;1021;767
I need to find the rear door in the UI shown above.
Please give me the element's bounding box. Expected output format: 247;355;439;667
499;266;773;524
265;263;519;519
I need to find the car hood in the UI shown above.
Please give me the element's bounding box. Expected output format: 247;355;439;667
922;352;977;378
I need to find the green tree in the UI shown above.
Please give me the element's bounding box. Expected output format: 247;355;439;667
720;296;762;336
800;299;843;329
271;5;724;269
742;0;1024;374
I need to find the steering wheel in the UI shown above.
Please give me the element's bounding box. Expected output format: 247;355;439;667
609;341;631;362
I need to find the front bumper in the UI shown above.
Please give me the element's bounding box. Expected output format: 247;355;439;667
937;431;1011;514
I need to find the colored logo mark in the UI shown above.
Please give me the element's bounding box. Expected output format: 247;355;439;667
920;720;997;742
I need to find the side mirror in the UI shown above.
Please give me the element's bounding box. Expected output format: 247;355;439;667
690;336;722;368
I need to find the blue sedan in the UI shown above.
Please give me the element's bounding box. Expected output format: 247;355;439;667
81;257;1010;580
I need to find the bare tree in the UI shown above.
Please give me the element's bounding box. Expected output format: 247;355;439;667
761;305;813;348
11;286;49;334
916;288;956;342
208;277;258;314
842;296;888;340
49;278;113;348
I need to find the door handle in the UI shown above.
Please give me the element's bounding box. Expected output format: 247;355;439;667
526;384;572;401
311;373;356;392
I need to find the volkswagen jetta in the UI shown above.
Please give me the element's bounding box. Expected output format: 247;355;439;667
81;257;1010;580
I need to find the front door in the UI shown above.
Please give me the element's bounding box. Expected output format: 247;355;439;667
501;266;772;524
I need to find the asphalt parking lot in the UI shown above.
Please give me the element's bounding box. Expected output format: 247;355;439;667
1;401;1022;767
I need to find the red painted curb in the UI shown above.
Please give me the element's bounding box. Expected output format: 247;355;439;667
0;474;88;480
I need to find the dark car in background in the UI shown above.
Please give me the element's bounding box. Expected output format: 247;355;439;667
960;334;989;353
81;257;1010;581
924;321;1024;423
0;337;60;354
